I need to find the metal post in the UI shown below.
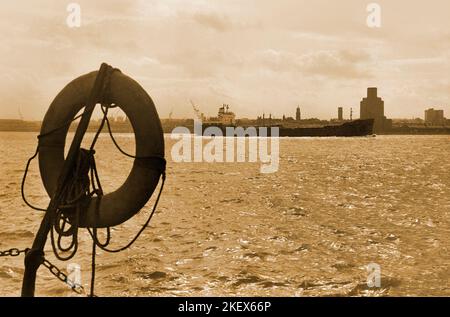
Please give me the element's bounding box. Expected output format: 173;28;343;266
21;63;111;297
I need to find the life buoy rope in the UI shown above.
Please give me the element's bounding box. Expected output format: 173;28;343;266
19;65;167;296
38;68;166;228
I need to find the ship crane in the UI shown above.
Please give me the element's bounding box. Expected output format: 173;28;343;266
190;100;204;121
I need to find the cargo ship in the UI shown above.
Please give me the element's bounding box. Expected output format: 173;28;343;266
197;105;374;137
201;119;374;137
277;119;374;137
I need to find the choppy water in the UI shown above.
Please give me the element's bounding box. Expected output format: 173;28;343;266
0;132;449;297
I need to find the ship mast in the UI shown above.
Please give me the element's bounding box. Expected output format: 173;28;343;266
18;106;24;121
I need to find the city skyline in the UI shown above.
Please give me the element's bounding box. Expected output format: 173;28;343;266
0;0;449;120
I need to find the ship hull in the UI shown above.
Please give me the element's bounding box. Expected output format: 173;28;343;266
200;119;374;137
278;119;374;137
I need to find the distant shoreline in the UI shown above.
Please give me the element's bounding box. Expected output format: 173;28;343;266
1;119;450;135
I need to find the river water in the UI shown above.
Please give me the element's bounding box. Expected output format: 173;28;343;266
0;132;449;296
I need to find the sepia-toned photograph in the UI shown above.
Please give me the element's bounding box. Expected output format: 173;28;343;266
0;0;449;304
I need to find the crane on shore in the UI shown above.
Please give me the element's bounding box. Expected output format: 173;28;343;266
18;106;24;121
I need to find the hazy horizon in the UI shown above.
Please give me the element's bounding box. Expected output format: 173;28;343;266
1;0;449;120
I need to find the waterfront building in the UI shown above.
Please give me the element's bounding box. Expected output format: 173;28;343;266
425;108;445;125
296;106;301;121
360;87;392;133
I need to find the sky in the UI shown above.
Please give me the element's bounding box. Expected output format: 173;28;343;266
0;0;449;120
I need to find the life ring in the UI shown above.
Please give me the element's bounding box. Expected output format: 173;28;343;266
38;70;165;228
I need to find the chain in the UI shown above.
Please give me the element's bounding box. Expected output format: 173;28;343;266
0;248;29;257
1;247;84;295
42;258;85;295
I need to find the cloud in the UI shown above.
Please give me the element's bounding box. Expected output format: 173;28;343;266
0;0;449;120
258;49;372;79
156;48;243;78
192;12;233;32
299;50;372;79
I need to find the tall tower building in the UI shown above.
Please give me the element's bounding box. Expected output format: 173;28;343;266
360;87;391;133
296;106;301;121
338;107;343;121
